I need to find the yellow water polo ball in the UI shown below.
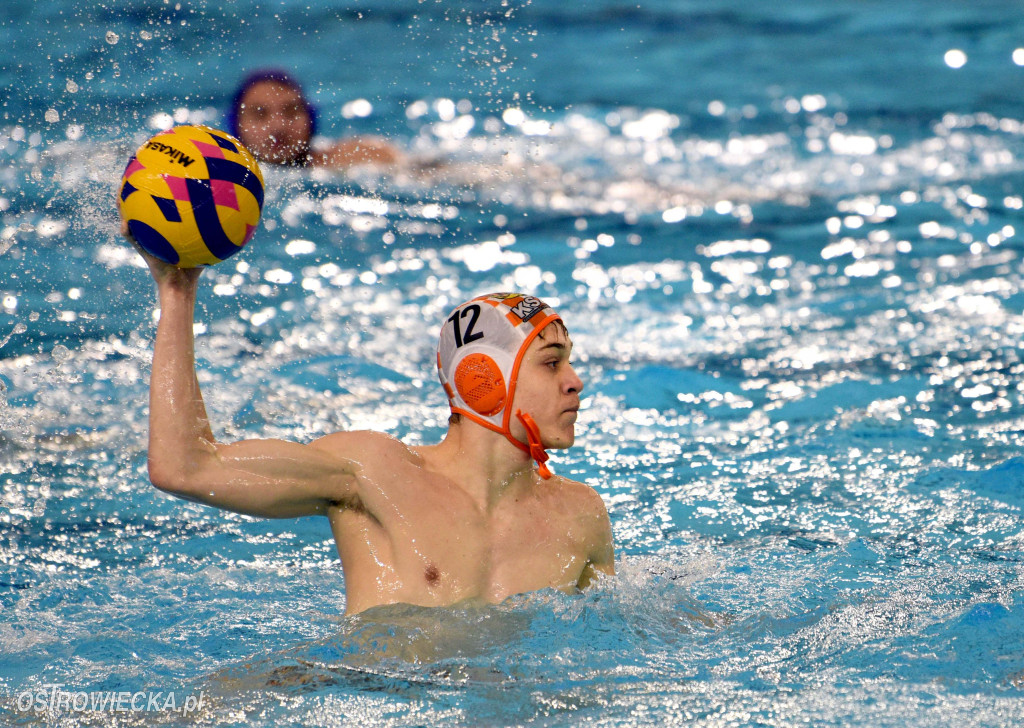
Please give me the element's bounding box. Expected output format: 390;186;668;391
117;124;264;268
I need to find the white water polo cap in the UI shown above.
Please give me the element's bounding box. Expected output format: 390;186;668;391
437;293;562;478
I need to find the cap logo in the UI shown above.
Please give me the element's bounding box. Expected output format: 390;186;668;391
509;296;544;323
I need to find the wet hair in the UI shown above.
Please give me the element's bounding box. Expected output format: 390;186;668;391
225;69;318;141
540;319;570;340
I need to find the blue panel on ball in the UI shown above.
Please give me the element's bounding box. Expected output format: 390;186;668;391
120;179;137;203
185;178;238;261
210;132;239;153
206;157;264;208
128;219;180;265
152;195;182;223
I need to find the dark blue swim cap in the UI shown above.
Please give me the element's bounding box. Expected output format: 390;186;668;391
225;69;318;139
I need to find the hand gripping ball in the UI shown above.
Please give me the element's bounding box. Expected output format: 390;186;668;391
118;125;265;268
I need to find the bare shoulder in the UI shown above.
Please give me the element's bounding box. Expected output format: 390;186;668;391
308;430;421;465
547;475;611;521
547;475;615;575
305;431;424;516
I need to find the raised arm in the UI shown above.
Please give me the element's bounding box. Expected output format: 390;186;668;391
144;259;357;518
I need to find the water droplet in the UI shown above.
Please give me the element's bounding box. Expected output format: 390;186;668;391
52;344;70;364
44;109;60;123
105;31;119;45
66;79;79;93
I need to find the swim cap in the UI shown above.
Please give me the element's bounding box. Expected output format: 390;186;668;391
438;293;562;478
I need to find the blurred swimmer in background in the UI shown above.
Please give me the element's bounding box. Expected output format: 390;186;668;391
227;69;401;168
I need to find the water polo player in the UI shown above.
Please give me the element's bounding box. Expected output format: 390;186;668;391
228;69;401;168
135;253;615;614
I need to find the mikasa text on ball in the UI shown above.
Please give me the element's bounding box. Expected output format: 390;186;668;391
118;125;265;268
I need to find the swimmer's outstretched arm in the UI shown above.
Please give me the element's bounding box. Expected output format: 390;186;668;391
314;136;402;168
142;254;358;519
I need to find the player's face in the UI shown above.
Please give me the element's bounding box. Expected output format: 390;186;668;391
510;324;583;450
236;81;312;165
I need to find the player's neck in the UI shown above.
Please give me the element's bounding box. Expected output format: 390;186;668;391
430;422;536;510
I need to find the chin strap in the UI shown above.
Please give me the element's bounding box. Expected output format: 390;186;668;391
515;410;553;479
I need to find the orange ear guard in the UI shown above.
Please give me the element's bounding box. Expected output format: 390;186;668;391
454;353;506;416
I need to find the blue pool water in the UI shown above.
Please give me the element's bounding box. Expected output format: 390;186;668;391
3;0;1024;725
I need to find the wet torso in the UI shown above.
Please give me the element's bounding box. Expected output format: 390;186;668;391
317;432;601;614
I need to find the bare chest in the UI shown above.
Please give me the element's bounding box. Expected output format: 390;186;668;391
331;487;587;609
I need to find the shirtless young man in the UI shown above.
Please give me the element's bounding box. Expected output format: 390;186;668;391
141;252;615;614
